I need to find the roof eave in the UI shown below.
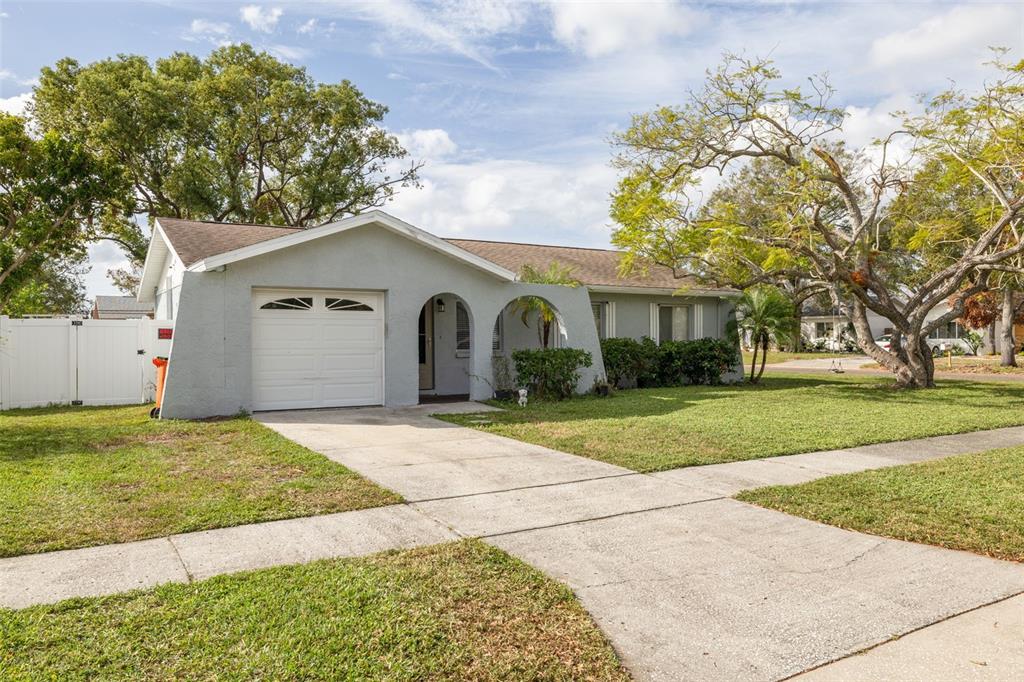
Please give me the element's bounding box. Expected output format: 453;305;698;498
186;211;517;281
137;220;181;303
586;284;739;297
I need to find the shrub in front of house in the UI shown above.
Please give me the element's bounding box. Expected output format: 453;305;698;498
601;337;738;388
674;337;739;385
512;348;593;400
600;337;646;388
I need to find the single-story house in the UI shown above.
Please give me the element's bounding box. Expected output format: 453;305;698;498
90;295;154;320
801;301;977;353
138;211;736;419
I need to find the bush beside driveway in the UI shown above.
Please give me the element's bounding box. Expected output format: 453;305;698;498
441;373;1024;472
0;405;400;557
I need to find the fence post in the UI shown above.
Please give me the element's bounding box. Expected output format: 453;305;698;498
0;315;7;410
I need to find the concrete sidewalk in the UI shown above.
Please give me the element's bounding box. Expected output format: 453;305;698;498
260;408;1024;681
5;405;1024;681
0;505;456;609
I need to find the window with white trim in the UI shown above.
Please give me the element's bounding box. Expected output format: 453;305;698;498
657;305;690;343
492;315;503;354
456;302;471;357
591;302;607;340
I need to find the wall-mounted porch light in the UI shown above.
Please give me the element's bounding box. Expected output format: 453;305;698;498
436;298;445;313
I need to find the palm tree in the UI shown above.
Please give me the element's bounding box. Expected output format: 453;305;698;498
511;262;580;348
726;286;798;383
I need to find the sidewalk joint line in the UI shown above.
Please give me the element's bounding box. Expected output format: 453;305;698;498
166;537;194;583
406;471;640;504
480;495;728;539
778;587;1024;681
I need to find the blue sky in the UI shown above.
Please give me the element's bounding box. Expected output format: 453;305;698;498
2;1;1023;299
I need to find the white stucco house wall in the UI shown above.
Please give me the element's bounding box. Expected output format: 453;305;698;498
138;211;737;419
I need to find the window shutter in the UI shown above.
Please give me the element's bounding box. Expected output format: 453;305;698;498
492;315;503;353
456;302;471;354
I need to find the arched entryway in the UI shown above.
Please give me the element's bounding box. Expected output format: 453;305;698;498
485;294;568;398
494;294;568;353
418;293;474;403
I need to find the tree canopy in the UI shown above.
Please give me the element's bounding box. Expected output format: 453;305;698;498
0;113;127;311
32;44;420;266
611;52;1024;387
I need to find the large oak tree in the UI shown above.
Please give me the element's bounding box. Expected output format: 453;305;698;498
611;53;1024;388
0;113;127;311
32;44;420;275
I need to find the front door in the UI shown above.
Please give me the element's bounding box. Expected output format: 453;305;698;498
418;303;434;390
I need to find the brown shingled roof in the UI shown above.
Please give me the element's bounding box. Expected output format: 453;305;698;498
155;216;701;290
445;238;696;289
158;217;300;267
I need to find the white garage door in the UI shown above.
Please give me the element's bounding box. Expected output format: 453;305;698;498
252;289;384;411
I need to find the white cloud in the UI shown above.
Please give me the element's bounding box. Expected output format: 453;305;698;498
0;93;31;116
870;5;1018;69
85;242;133;299
184;18;232;45
386;153;617;244
397;128;458;161
548;0;700;58
320;0;526;71
267;44;310;61
387;72;409;80
240;5;283;33
297;18;317;35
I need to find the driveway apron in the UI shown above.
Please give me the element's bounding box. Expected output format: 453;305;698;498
258;406;1024;682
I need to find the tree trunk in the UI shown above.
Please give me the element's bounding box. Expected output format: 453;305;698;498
988;322;997;355
848;300;934;388
792;309;802;351
749;339;759;383
1001;287;1017;367
755;332;769;382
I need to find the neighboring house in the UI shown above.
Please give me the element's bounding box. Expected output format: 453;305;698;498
90;295;154;320
137;211;737;419
801;301;976;353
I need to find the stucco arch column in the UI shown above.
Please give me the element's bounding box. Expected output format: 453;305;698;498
512;283;607;392
468;299;500;401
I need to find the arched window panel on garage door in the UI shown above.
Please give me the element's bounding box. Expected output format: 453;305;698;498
326;297;374;312
259;297;313;310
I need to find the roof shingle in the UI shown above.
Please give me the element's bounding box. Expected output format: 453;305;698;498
445;238;695;289
155;217;703;290
158;217;300;267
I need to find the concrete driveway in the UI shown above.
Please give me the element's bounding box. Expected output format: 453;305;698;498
257;406;1024;681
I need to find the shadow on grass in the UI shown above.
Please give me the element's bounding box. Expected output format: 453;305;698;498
0;404;246;463
445;373;1024;429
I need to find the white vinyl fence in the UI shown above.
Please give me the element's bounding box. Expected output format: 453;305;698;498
0;317;174;410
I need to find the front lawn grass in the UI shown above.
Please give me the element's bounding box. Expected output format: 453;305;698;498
0;540;628;681
737;447;1024;562
440;373;1024;472
0;405;400;558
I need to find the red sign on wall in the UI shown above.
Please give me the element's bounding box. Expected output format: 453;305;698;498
158;328;173;340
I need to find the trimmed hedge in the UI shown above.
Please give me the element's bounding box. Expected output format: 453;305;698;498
512;348;593;400
600;336;738;388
